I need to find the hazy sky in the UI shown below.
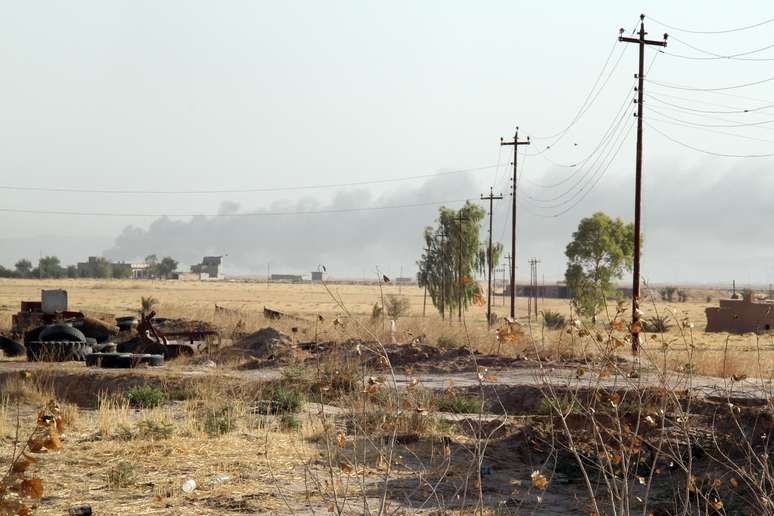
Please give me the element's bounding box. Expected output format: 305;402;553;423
1;1;773;284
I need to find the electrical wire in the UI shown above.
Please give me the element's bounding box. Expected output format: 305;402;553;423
523;113;634;210
646;121;774;158
528;38;620;141
647;75;774;92
647;105;774;128
523;79;635;187
647;14;774;34
658;35;774;61
0;164;501;195
524;104;632;202
646;113;774;145
646;92;774;115
0;198;473;218
522;119;635;218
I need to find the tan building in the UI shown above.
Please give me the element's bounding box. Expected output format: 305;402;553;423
705;297;774;334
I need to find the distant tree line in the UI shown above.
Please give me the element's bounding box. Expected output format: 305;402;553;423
0;254;178;279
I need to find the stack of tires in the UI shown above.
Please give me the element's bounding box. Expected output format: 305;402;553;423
85;353;164;368
26;324;92;362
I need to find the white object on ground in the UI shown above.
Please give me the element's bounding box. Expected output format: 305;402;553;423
182;479;197;493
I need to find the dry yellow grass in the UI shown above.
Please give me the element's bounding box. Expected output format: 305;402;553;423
0;277;772;376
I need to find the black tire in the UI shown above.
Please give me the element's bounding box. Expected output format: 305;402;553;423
85;352;164;368
0;336;25;357
38;324;86;343
26;341;92;362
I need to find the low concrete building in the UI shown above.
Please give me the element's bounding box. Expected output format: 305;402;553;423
190;256;224;280
311;271;324;282
271;274;303;283
705;297;774;334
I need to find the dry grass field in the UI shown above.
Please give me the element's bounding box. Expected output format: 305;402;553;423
0;278;769;378
2;278;774;514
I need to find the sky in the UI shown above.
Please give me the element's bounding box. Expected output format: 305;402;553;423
1;1;773;285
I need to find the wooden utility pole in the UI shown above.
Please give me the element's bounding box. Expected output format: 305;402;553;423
619;15;667;354
421;244;430;317
437;230;448;320
504;254;512;309
453;212;469;322
481;187;503;328
501;128;530;320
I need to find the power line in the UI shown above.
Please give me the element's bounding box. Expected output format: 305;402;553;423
647;114;774;144
647;14;774;35
646;92;774;115
524;79;636;173
522;117;635;215
524;102;632;202
647;75;774;92
646;121;774;158
529;37;621;141
0;198;472;218
658;35;774;61
647;105;774;128
0;164;500;195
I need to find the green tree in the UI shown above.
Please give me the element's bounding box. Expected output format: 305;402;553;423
156;257;178;279
37;256;64;279
14;259;32;278
417;201;488;319
92;257;113;278
565;212;636;322
65;265;79;278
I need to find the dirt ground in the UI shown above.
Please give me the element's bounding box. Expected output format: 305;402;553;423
0;278;768;378
1;279;773;514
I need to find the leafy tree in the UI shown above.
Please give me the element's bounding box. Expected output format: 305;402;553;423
14;259;32;278
384;294;411;320
0;265;17;278
565;212;636;322
417;201;488;319
145;254;158;265
65;265;79;278
156;257;178;279
37;256;64;279
92;257;113;278
659;286;677;302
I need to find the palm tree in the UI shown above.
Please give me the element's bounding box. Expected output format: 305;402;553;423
140;296;159;315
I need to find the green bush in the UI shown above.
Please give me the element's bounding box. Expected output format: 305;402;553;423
107;462;135;489
203;403;239;435
279;413;301;431
542;310;566;329
435;395;480;414
536;396;583;416
126;385;166;408
641;315;672;333
437;335;461;349
271;386;303;414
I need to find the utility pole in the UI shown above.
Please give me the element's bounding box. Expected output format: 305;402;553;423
421;244;431;317
481;187;503;328
528;258;541;320
501;128;530;320
504;254;512;309
453;212;469;322
619;15;667;354
437;230;448;320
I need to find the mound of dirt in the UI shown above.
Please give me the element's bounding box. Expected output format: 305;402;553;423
222;327;301;365
153;318;219;334
68;316;119;343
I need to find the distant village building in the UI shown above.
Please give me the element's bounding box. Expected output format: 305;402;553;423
395;277;414;285
77;256;134;278
176;256;224;281
270;274;303;283
706;296;774;334
130;262;153;279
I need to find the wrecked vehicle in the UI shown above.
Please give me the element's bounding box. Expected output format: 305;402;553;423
118;312;222;358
